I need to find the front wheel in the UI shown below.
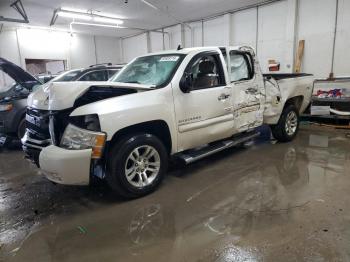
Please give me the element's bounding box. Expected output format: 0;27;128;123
270;105;299;142
106;133;168;199
17;117;26;140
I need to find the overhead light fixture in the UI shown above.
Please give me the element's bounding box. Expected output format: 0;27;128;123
52;8;124;26
93;17;123;25
57;11;92;21
71;21;125;29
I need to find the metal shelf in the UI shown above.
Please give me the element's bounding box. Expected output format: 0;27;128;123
311;97;350;103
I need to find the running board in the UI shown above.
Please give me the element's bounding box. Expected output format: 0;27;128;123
176;131;260;164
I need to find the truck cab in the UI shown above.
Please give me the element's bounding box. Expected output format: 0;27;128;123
30;46;313;198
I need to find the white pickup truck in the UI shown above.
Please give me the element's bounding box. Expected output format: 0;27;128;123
26;46;313;198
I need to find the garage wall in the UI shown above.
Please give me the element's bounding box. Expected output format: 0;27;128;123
257;1;290;73
297;0;336;78
150;32;164;53
164;24;182;50
119;0;350;78
95;36;122;65
122;33;148;62
2;0;350;79
333;0;350;76
203;15;230;46
0;28;122;91
231;8;257;48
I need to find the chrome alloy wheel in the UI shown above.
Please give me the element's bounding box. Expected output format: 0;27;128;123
125;145;161;188
285;111;298;136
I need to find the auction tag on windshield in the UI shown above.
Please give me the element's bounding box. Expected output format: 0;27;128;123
160;56;179;62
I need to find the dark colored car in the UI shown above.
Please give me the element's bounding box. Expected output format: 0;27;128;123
0;58;42;146
22;63;124;164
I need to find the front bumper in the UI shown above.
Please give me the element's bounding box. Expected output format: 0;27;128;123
39;145;92;185
22;131;51;166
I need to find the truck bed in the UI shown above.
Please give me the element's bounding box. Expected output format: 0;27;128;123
263;73;313;81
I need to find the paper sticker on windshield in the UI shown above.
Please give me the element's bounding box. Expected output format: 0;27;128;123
160;56;179;62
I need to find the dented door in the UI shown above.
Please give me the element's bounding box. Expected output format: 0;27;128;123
228;50;265;133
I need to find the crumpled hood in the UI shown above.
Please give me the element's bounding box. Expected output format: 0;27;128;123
28;81;154;111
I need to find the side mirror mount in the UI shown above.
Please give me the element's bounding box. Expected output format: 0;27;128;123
180;72;193;93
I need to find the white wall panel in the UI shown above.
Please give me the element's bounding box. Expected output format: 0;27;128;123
0;28;122;89
257;1;289;73
150;32;164;53
122;33;148;63
164;24;182;50
231;8;257;48
95;36;122;64
0;30;21;90
17;28;71;63
297;0;336;78
184;21;203;48
203;15;230;46
0;30;21;66
69;34;96;69
334;0;350;76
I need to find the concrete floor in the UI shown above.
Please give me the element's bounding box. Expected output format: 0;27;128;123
1;125;350;261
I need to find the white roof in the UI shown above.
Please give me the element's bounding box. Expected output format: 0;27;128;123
139;46;253;57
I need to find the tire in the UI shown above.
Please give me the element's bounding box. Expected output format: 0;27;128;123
270;105;299;142
17;117;26;140
106;133;168;199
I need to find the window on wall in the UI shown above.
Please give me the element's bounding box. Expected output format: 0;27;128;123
25;59;66;75
229;52;254;82
189;54;225;90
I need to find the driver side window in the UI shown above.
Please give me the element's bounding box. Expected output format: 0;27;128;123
190;54;224;90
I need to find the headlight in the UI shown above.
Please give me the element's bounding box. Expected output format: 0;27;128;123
60;124;106;159
0;104;13;112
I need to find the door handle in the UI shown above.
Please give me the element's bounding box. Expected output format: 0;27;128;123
218;93;231;101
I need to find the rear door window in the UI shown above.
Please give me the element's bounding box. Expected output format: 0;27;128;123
229;52;254;82
79;70;107;81
107;69;120;79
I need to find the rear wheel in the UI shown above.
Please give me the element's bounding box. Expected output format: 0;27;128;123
270;105;299;142
106;133;168;199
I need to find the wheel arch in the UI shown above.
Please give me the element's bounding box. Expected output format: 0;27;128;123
109;120;173;155
284;95;304;113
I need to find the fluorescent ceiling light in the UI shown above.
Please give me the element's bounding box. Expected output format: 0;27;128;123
93;17;123;24
57;9;124;25
61;7;88;13
57;11;92;20
72;21;125;29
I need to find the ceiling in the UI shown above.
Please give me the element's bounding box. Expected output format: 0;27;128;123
1;0;268;37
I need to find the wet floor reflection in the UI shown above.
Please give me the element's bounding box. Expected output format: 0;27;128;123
1;126;350;261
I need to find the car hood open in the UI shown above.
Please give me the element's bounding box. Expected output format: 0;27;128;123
0;58;40;102
0;57;39;85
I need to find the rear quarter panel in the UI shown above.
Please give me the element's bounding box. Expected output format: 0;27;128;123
264;76;314;124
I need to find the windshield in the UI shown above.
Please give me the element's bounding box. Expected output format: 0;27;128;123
51;69;82;82
111;54;184;87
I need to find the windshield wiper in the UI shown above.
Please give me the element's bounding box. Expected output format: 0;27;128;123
123;81;141;84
